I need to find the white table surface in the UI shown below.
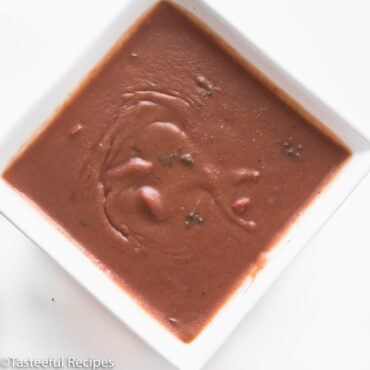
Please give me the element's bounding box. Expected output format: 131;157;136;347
1;1;369;369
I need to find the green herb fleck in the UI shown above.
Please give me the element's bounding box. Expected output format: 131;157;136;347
79;218;88;227
185;212;204;227
159;153;178;167
283;139;302;159
287;148;295;157
196;75;213;97
159;147;194;167
132;146;142;155
180;153;194;166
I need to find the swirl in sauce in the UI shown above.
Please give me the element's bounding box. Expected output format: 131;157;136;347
82;89;259;257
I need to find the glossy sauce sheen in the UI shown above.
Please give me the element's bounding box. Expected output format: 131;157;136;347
3;1;350;342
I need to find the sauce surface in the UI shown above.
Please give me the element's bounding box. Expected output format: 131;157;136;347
3;1;350;342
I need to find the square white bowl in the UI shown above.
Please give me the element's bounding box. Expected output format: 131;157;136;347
0;0;369;369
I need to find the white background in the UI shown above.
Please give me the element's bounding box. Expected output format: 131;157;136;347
0;1;369;369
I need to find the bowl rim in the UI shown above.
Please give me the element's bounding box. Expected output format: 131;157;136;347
0;0;370;369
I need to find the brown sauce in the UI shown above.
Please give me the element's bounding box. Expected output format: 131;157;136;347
2;1;350;342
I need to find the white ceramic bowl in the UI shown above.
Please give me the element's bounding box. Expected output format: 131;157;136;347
1;0;370;369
